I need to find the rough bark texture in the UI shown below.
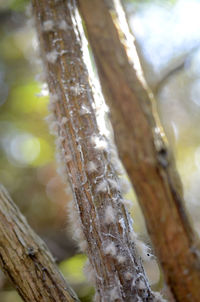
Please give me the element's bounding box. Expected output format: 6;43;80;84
0;184;79;302
77;0;200;301
32;0;160;301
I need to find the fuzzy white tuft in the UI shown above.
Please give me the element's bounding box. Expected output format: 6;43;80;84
117;255;126;264
104;205;115;224
43;20;54;31
138;279;146;289
124;272;132;280
135;239;152;262
108;178;120;191
79;240;87;252
80;105;91;115
61;117;68;125
104;242;117;256
58;20;69;31
91;135;108;150
96;180;108;193
83;259;96;284
122;198;132;209
153;291;167;302
46;50;58;63
49;121;59;135
129;230;138;241
119;177;131;194
87;161;97;173
109;287;119;300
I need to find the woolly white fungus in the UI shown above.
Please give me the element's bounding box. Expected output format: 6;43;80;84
79;240;87;252
122;199;132;209
87;161;97;173
96;180;108;193
70;83;85;95
104;242;117;256
80;105;91;115
58;20;69;31
91;136;108;150
104;205;115;224
124;272;132;280
119;177;131;194
129;230;138;241
108;178;120;191
49;121;59;135
135;239;152;262
46;50;58;63
109;287;119;300
43;20;54;31
153;291;167;302
83;259;96;284
117;255;126;264
138;279;146;290
61;117;68;125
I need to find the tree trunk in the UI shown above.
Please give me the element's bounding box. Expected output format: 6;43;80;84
32;0;162;301
0;184;79;302
77;0;200;301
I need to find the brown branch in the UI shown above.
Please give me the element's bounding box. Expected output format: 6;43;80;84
77;0;200;301
31;0;162;301
0;184;79;302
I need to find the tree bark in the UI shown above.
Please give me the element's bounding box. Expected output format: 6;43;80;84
0;184;79;302
77;1;200;301
32;0;161;301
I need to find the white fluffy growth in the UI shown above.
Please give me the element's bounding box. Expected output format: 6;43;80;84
79;240;87;252
129;230;138;241
117;255;126;264
124;272;132;280
70;83;84;96
80;105;91;115
61;117;68;125
46;50;58;63
104;242;117;256
96;180;108;193
119;177;131;194
138;279;146;290
48;93;59;111
58;20;69;31
43;20;54;31
87;161;97;173
91;135;108;151
83;259;96;284
135;239;152;262
104;205;115;224
153;291;167;302
108;178;120;191
122;199;132;209
49;121;59;135
109;287;119;301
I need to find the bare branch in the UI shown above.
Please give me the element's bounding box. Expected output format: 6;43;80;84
0;184;79;302
77;0;200;301
32;0;162;301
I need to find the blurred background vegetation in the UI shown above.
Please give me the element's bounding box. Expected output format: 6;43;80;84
0;0;200;301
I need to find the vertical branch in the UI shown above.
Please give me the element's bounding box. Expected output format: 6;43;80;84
32;0;162;301
77;0;200;301
0;184;79;302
